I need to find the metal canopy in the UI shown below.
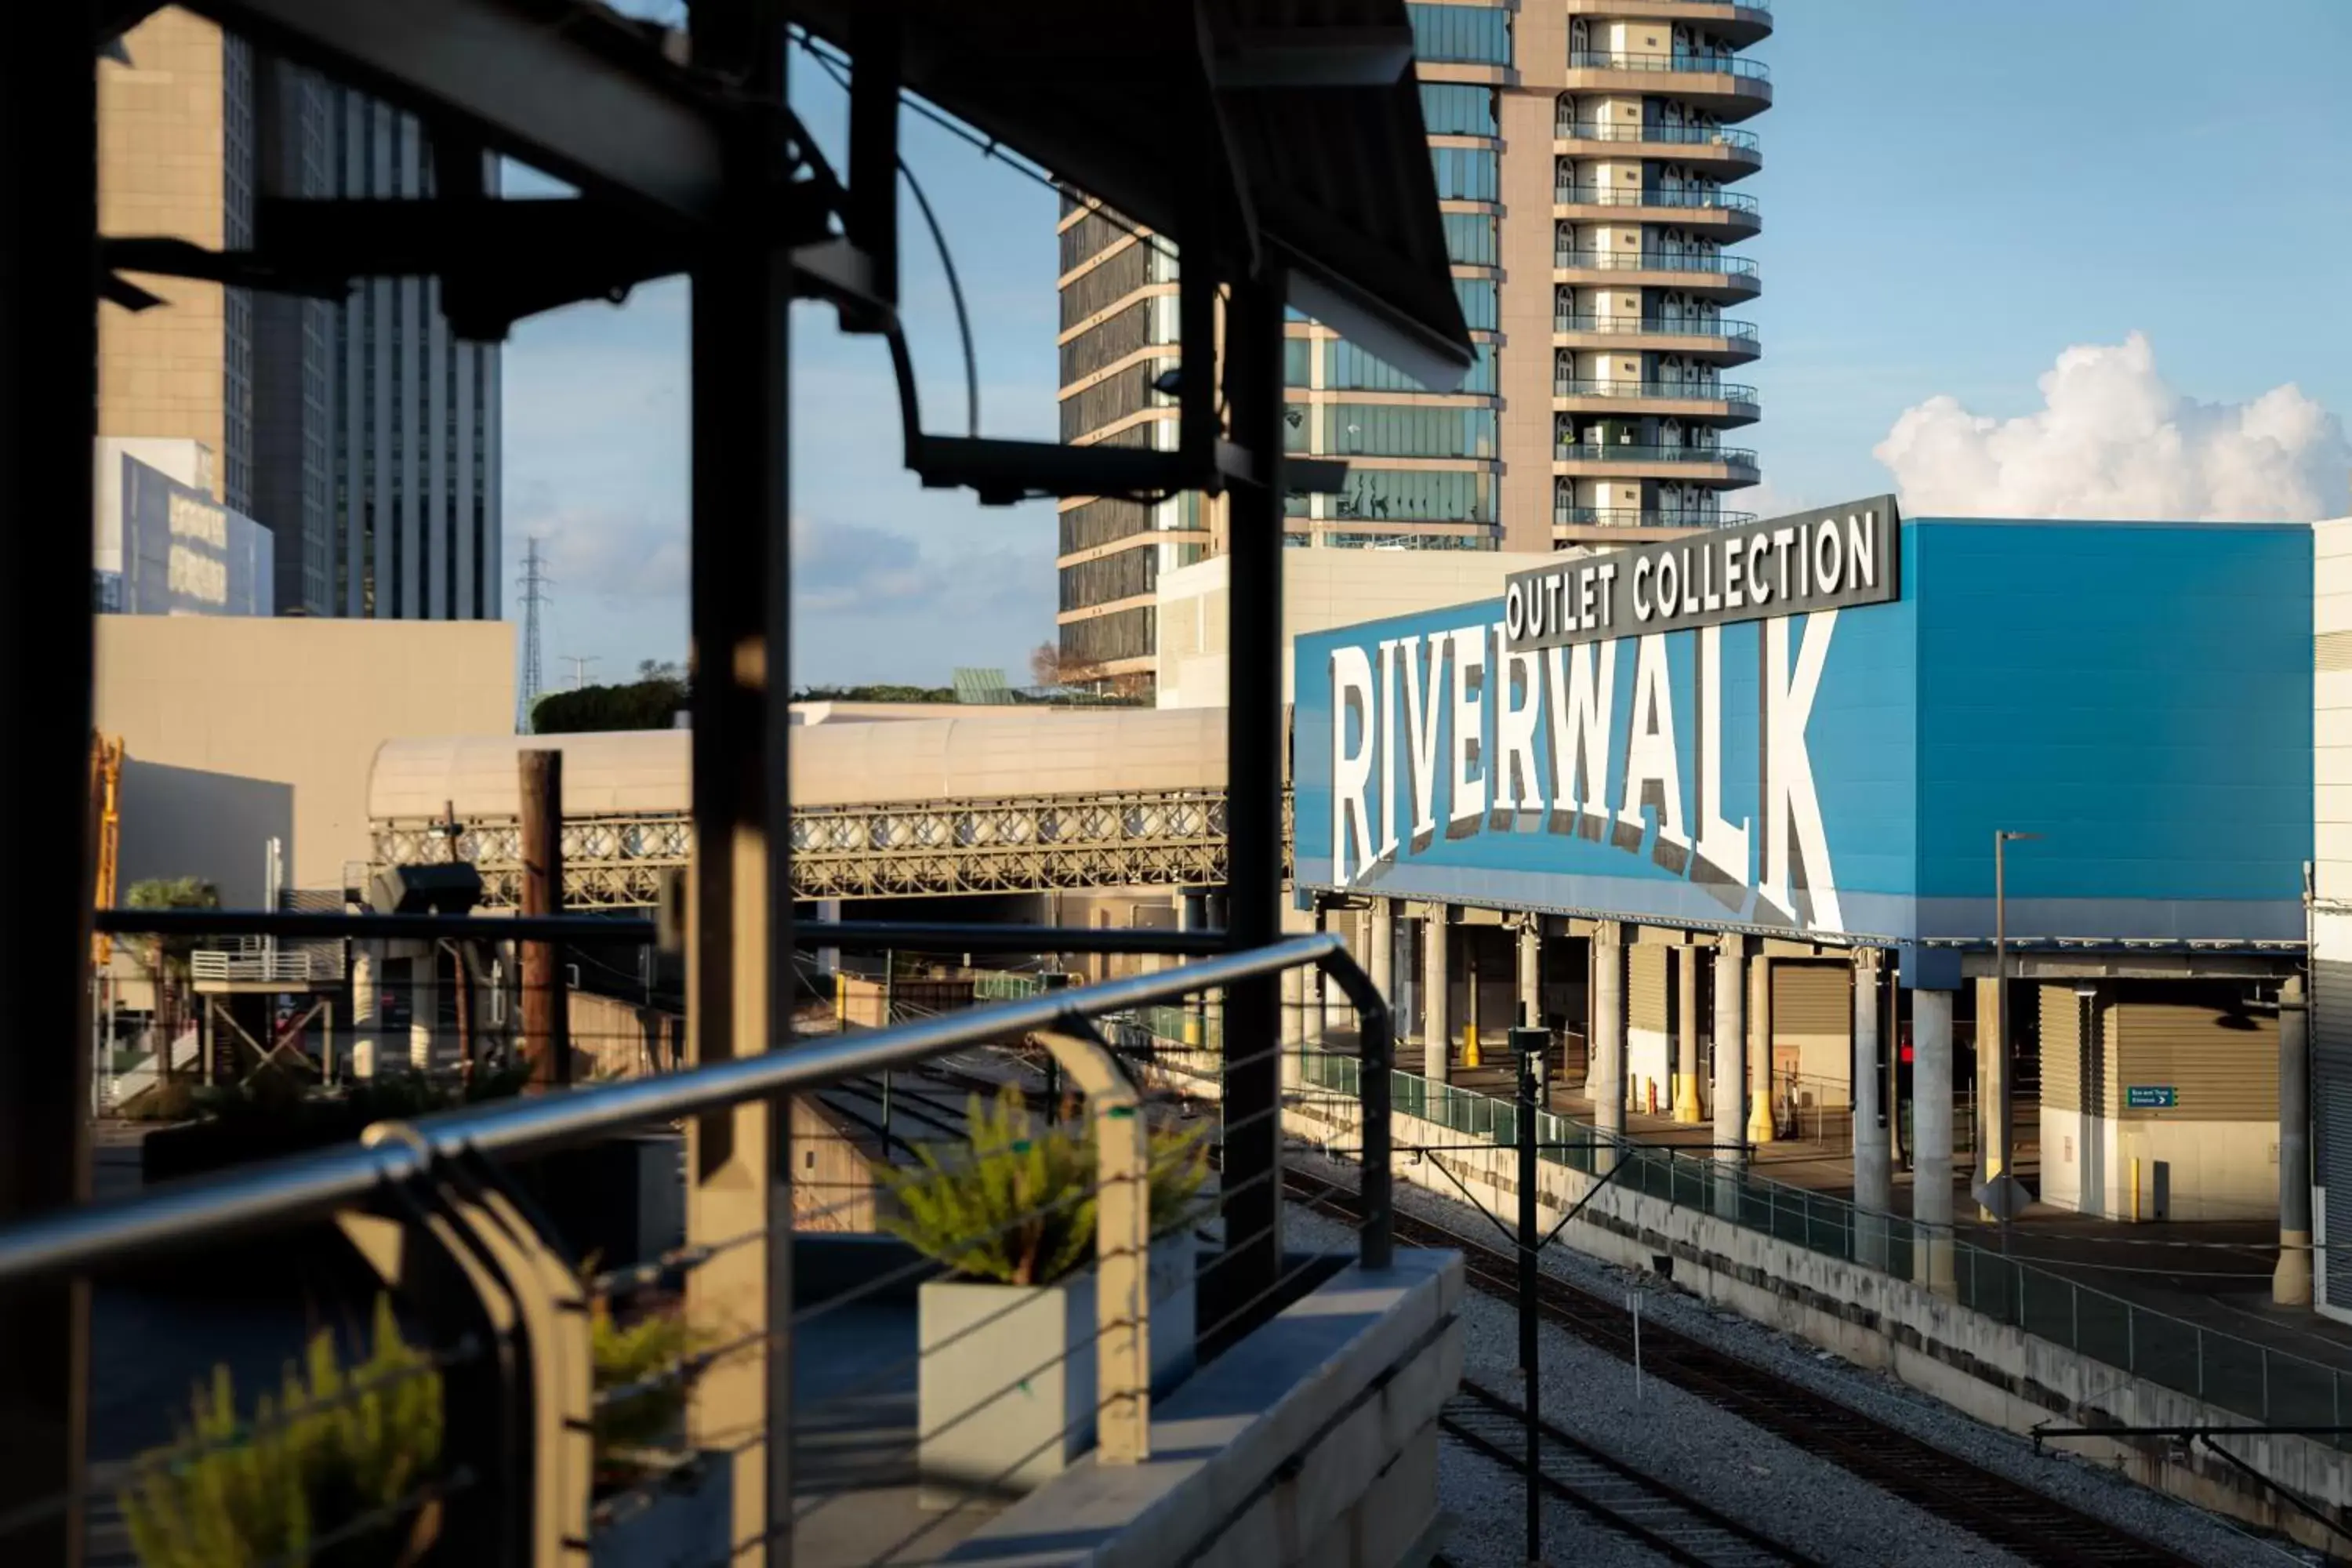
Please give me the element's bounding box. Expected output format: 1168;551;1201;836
788;0;1475;393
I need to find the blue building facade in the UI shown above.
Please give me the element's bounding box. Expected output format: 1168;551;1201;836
1293;517;2313;949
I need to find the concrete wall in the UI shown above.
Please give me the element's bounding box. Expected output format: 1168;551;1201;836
1155;549;1550;710
96;615;515;894
943;1251;1461;1568
114;757;292;909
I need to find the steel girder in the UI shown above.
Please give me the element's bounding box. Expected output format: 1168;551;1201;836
371;788;1291;906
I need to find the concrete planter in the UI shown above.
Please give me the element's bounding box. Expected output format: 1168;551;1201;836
917;1234;1196;1508
590;1455;731;1567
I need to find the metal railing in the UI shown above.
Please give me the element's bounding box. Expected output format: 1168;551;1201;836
1555;378;1759;407
187;940;343;985
4;916;1393;1566
1553;120;1762;154
1554;313;1759;343
1555;442;1759;468
1554;248;1759;278
1555;506;1758;529
1552;184;1761;215
1569;49;1773;82
1290;1049;2352;1449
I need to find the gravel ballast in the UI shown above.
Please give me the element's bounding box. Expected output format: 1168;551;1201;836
1283;1150;2318;1568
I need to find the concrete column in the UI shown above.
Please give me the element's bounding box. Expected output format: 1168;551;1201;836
1748;957;1775;1145
1974;974;2004;1218
1367;898;1395;1020
1592;924;1624;1167
408;951;438;1071
350;941;384;1080
1177;892;1207;1048
1712;942;1746;1161
815;897;843;976
1673;946;1703;1123
1712;941;1746;1218
1913;986;1957;1295
1517;920;1542;1033
1853;949;1890;1268
1421;907;1450;1080
2277;973;2314;1306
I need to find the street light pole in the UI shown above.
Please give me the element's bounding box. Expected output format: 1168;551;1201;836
1991;830;2042;1251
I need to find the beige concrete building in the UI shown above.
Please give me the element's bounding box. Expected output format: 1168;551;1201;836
1152;545;1552;710
95;616;515;902
100;8;503;620
1053;1;1770;692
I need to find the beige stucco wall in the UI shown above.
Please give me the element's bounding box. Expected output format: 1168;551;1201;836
96;617;515;899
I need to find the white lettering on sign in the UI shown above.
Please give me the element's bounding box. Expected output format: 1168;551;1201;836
1401;633;1446;851
1331;612;1850;935
1504;499;1896;653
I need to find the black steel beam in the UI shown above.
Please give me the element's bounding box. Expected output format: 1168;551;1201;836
807;923;1232;957
1;6;95;1559
1221;261;1289;1307
95;909;653;943
187;0;728;227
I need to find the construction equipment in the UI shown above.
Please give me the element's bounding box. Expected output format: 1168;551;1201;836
89;731;123;967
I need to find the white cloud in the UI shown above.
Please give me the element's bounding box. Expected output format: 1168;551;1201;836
1873;332;2351;521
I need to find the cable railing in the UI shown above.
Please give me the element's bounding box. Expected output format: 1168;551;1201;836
1555;506;1758;529
1554;313;1759;343
6;910;1394;1566
1555;248;1759;278
1554;377;1759;406
1287;1047;2352;1449
1553;120;1762;154
1570;49;1773;82
1555;442;1759;468
1552;184;1761;215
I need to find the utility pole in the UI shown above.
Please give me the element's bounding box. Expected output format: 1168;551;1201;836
1981;830;2041;1246
1513;1007;1546;1566
520;750;571;1086
562;653;600;691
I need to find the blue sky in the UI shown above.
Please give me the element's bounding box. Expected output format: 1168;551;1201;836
505;1;2352;690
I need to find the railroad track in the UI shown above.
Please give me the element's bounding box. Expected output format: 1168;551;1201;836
1284;1165;2204;1568
1442;1375;1820;1567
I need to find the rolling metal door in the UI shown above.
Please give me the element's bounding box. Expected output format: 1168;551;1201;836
2315;961;2352;1305
2039;985;2081;1112
1627;946;1669;1033
1771;963;1849;1036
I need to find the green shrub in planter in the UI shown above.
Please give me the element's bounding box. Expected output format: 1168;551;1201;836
589;1294;698;1486
879;1086;1208;1504
876;1085;1207;1285
121;1296;445;1568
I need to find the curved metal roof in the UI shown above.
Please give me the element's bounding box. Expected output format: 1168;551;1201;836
369;708;1231;818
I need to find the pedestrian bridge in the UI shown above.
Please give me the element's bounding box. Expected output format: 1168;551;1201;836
367;706;1245;906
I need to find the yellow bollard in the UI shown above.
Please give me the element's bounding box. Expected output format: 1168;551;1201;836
1462;1024;1481;1070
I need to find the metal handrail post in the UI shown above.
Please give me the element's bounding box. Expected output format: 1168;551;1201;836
1317;948;1394;1269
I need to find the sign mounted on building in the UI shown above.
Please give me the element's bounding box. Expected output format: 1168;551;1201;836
2125;1086;2179;1109
1290;514;2313;947
1502;497;1900;652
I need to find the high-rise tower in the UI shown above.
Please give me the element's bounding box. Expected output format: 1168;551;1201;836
99;8;503;622
1051;1;1770;694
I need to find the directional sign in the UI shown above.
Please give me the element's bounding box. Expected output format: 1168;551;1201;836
2125;1085;2178;1110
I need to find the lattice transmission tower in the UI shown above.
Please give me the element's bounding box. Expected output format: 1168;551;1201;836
517;538;552;731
